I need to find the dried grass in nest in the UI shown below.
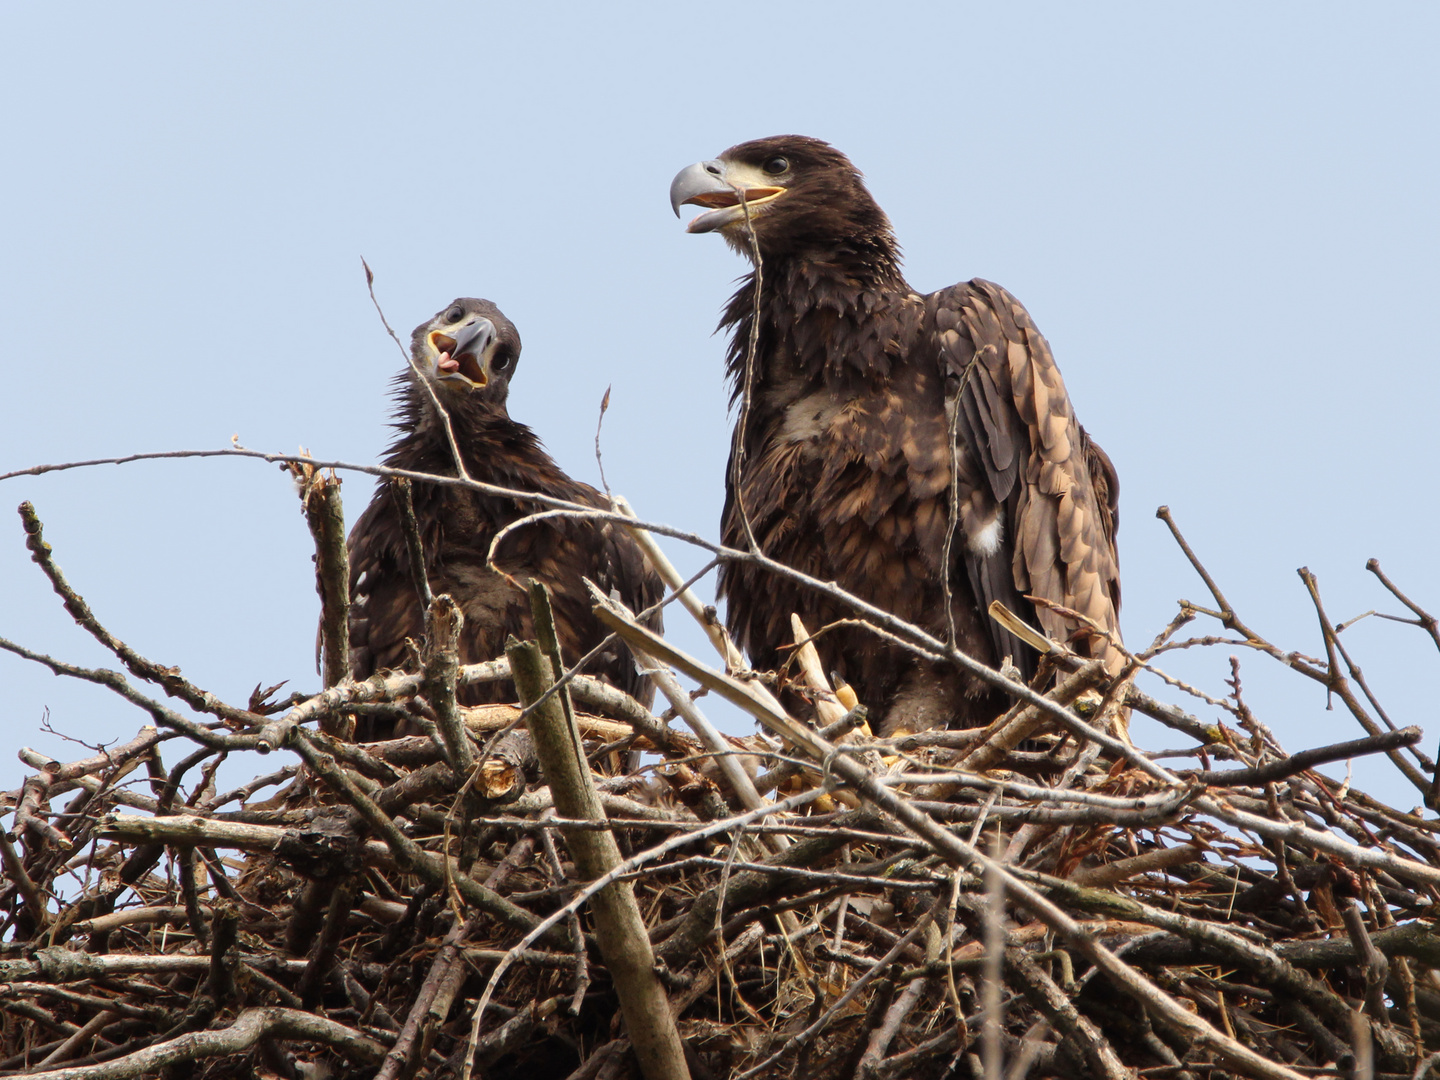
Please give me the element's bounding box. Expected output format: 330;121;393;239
3;483;1440;1080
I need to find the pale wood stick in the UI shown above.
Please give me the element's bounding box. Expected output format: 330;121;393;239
504;634;690;1080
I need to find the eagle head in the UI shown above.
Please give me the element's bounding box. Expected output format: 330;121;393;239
670;136;894;259
409;298;522;403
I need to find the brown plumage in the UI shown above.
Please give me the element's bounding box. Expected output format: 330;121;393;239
345;298;661;738
671;137;1122;734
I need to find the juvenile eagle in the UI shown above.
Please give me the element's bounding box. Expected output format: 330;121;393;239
670;137;1122;734
345;298;661;737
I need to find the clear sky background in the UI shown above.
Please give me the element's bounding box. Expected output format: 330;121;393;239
2;5;1436;801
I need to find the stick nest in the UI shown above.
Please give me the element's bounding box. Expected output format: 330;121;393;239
4;493;1440;1080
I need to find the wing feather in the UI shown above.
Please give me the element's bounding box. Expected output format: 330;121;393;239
931;279;1123;677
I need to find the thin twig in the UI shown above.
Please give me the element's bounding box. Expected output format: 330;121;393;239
362;258;472;482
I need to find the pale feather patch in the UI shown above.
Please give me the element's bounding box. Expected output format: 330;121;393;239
779;388;846;450
967;511;1005;557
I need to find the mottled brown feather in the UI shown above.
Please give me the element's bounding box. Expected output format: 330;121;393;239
697;137;1121;734
345;300;662;740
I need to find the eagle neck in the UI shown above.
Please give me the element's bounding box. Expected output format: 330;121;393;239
723;246;912;399
389;378;544;488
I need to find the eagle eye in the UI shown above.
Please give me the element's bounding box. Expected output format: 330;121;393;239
445;305;465;324
763;156;789;176
493;349;514;373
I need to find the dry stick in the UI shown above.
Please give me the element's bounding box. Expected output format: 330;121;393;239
0;636;260;752
9;447;1202;757
536;814;591;1014
14;760;167;832
790;614;853;724
562;1040;629;1080
855;975;929;1076
732;898;942;1080
36;1009;119;1070
889;776;1195;824
2;1000;78;1041
1207;788;1440;889
1366;557;1440;653
871;1028;966;1080
14;729;166;784
202;763;298;811
586;505;777;811
1029;870;1410;1060
498;634;690;1080
592;605;1311;1080
953;659;1107;777
997;597;1229;732
1155;506;1246;633
982;829;1005;1080
1004;1022;1053;1080
590;586;782;843
995;940;1130;1080
16;1007;387;1080
3;987;157;1025
594;385;613;502
362;258;471;483
472;513;705;768
4;450;604;516
667;922;765;1018
1297;566;1430;796
374;923;467;1080
295;879;356;1010
286;730;552;941
594;590;1174;792
14;446;1425;871
1156;509;1327;683
753;708;867;796
728;187;765;555
611;494;742;669
17;502;262;730
377;842;538;1080
421;595;474;776
0;950;308;982
466;786;832;1050
1340;901;1391;1021
1158;508;1433;793
528;585;581;745
391;477;434;611
69;906;200;936
653;808;878;967
622;852;936;893
13;770;72;850
590;535;844;878
1329;627;1435;772
398;505;497;867
253;658;505;750
0;831;49;929
177;845;208;949
292;465;349;692
1069;845;1202;889
1178;726;1422;787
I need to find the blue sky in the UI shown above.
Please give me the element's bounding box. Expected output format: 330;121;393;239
2;4;1437;798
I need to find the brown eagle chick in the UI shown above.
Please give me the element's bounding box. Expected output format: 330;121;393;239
672;137;1121;734
345;298;661;739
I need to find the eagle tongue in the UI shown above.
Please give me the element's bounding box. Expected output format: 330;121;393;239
437;352;460;374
